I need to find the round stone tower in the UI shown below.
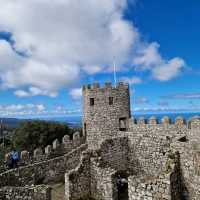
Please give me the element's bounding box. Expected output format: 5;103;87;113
82;82;131;149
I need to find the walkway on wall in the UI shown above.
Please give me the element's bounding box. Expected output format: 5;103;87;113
50;182;65;200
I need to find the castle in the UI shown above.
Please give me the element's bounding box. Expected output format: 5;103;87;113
0;82;200;200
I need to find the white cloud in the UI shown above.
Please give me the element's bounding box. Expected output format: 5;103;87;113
70;88;82;100
133;43;162;69
14;87;57;97
0;103;81;117
0;0;186;97
0;0;138;97
133;42;185;81
152;58;185;81
120;76;142;85
82;65;103;75
0;104;46;117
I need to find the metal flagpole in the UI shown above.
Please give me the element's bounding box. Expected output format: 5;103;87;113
113;57;117;87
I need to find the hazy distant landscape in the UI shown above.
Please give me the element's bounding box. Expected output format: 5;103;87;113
1;112;199;129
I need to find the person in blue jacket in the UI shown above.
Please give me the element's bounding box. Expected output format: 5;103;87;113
11;149;19;168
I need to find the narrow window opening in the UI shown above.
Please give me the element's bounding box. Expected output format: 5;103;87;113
90;98;94;106
119;117;127;131
109;97;113;105
84;123;87;138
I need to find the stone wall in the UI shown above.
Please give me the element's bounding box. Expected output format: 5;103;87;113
90;159;117;200
128;152;181;200
0;144;88;187
171;142;200;199
4;132;85;168
0;185;51;200
129;116;188;138
65;150;91;200
65;137;129;200
127;131;171;176
83;82;131;149
98;137;129;171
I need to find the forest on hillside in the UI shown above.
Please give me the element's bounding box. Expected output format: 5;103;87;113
0;120;81;164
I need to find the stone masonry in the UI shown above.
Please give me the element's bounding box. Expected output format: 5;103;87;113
0;82;200;200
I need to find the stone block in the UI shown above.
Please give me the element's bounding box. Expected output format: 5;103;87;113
162;116;171;126
52;139;60;150
62;135;70;144
149;116;158;125
175;116;185;127
73;132;80;140
45;145;52;155
33;148;43;158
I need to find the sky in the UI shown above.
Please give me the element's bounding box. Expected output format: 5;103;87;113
0;0;199;118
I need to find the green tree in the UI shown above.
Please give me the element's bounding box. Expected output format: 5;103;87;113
12;120;73;152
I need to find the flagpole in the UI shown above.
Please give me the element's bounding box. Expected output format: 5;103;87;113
113;57;117;87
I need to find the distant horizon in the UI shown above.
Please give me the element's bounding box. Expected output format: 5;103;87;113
1;110;200;120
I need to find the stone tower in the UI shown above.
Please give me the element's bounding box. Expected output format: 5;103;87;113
82;82;131;149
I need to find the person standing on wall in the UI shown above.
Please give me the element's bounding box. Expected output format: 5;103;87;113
11;149;19;168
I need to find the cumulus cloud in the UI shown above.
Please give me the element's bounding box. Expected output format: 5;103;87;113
0;103;81;117
0;0;186;97
14;87;57;97
120;76;142;85
82;65;104;75
0;0;138;96
133;42;185;81
0;104;46;117
152;58;185;81
70;88;82;100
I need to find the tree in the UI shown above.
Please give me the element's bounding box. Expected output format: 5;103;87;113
12;120;73;152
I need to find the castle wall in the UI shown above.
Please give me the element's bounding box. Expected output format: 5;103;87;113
171;143;200;199
129;116;188;138
83;82;131;149
2;132;85;173
98;137;129;171
89;137;129;200
65;151;91;200
64;137;128;200
0;144;88;187
90;160;117;200
127;131;171;176
127;116;200;199
0;185;51;200
128;152;181;200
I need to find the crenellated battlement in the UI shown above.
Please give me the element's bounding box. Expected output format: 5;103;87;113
82;81;129;92
129;115;199;127
4;131;86;169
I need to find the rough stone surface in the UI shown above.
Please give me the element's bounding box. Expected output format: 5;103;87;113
83;82;131;149
0;82;200;200
0;185;51;200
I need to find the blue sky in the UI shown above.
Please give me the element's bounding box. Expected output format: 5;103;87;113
0;0;199;118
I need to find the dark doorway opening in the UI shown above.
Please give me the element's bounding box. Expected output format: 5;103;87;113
116;171;128;200
84;123;87;138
